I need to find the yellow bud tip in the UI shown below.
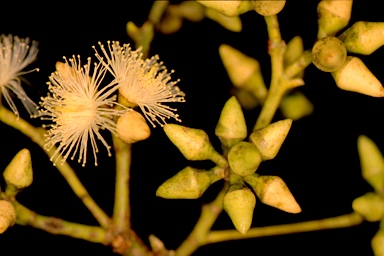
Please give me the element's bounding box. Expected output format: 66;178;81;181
117;110;151;144
3;148;33;190
0;200;17;234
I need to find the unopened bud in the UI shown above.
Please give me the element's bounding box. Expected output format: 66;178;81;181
228;142;262;176
371;230;384;256
352;192;384;222
116;110;151;144
159;12;183;35
204;8;242;32
252;0;286;16
168;2;205;22
231;88;259;110
0;200;17;234
331;57;384;97
312;36;347;72
284;36;304;78
280;92;314;121
197;0;253;17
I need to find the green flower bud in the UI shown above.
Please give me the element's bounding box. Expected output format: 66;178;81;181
244;175;301;213
284;36;304;73
357;135;384;193
352;192;384;222
249;119;292;160
317;0;352;39
0;200;17;234
231;88;259;110
252;0;286;16
339;21;384;55
168;1;205;22
197;0;253;17
371;230;384;256
223;183;256;234
158;12;183;35
117;110;151;144
228;142;262;176
312;36;347;72
215;96;247;150
164;124;228;167
156;166;217;199
331;57;384;97
280;92;314;121
205;8;242;32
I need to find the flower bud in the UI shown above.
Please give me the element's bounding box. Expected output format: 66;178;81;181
168;2;205;22
215;96;247;149
204;8;242;32
331;56;384;97
158;12;183;35
156;166;214;199
352;192;384;222
164;124;227;167
252;0;286;16
197;0;253;17
249;119;292;160
371;230;384;256
312;36;347;72
317;0;352;39
0;200;17;234
223;183;256;234
244;175;301;213
280;92;314;121
116;110;151;144
338;21;384;55
357;135;384;193
284;36;304;68
228;142;262;176
231;88;259;110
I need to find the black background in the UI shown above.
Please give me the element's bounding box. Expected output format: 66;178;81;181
0;1;383;255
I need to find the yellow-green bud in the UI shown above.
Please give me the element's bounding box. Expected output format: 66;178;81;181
223;183;256;234
204;8;242;32
357;135;384;193
116;110;151;144
228;142;262;176
168;2;205;22
317;0;352;39
280;92;314;121
249;119;292;160
231;88;259;110
352;192;384;222
156;166;214;199
331;56;384;97
158;12;183;35
197;0;253;17
0;200;17;234
371;230;384;256
284;36;304;69
252;0;286;16
215;96;247;149
339;21;384;55
244;175;301;213
312;36;347;72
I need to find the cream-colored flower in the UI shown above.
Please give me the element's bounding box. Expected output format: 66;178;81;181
39;56;127;166
94;41;185;127
0;34;38;117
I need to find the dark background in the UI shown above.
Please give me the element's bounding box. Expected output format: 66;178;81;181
0;1;383;255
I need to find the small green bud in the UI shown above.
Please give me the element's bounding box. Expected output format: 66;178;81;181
339;21;384;55
0;200;17;234
197;0;253;17
252;0;286;16
357;135;384;193
312;36;347;72
215;96;247;149
156;166;214;199
284;36;304;73
249;119;292;160
331;56;384;97
204;8;242;32
352;192;384;222
117;110;151;144
158;12;183;35
317;0;352;39
280;92;314;121
223;183;256;234
371;230;384;256
244;175;301;213
228;142;262;176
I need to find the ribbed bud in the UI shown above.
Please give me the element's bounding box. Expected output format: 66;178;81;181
317;0;352;39
223;183;256;234
357;135;384;193
252;0;286;16
371;230;384;256
312;36;347;72
215;96;247;149
0;200;17;234
228;142;262;176
352;192;384;222
205;8;242;32
249;119;292;160
197;0;253;17
244;175;301;213
116;110;151;144
280;92;314;121
331;57;384;97
339;21;384;55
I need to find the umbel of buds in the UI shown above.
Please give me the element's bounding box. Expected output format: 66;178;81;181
252;0;286;16
312;36;347;73
116;110;151;144
0;200;17;234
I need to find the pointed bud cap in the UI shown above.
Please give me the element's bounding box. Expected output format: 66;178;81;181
372;230;384;256
223;183;256;234
156;166;213;199
117;110;151;144
0;200;17;234
312;36;347;72
352;192;384;222
249;119;292;160
228;142;262;176
357;135;384;193
317;0;352;39
197;1;253;17
3;149;33;191
215;96;247;149
280;92;314;121
245;175;301;213
205;8;242;32
332;56;384;97
252;0;286;16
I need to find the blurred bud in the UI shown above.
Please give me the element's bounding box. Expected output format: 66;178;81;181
168;2;205;22
331;56;384;97
312;36;347;72
126;21;154;55
204;8;242;32
280;92;314;121
284;36;304;78
252;0;286;16
339;21;384;55
372;230;384;256
215;96;247;149
352;192;384;222
317;0;352;39
244;175;301;213
228;142;262;176
149;234;173;255
117;110;151;144
0;200;17;234
159;12;183;35
223;183;256;234
197;0;253;17
231;88;259;110
249;119;292;160
357;135;384;193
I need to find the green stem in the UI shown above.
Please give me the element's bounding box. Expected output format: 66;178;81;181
0;106;110;229
284;50;313;79
206;212;363;244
